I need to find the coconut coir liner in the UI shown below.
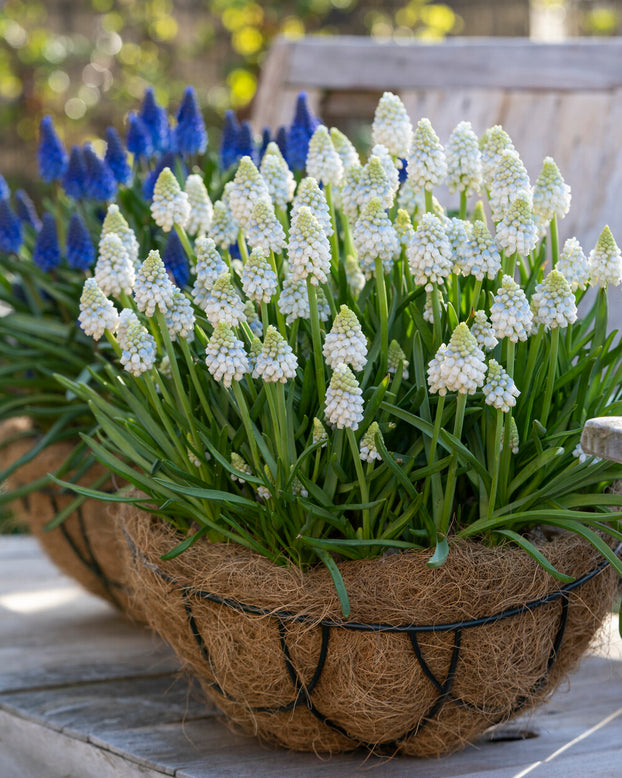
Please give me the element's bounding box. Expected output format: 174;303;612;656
0;417;141;620
123;505;616;757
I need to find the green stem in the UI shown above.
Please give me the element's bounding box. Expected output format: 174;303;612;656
346;428;370;539
237;231;249;263
232;381;261;471
307;280;326;407
179;338;214;426
440;393;467;535
550;216;559;268
104;329;121;357
431;282;442;348
323;428;344;499
324;183;340;275
459;191;467;220
505;251;518;278
174;224;196;268
375;256;389;375
487;408;504;520
424;394;445;525
540;326;559;428
424;189;434;214
498;341;515;505
471;278;483;312
277;382;296;463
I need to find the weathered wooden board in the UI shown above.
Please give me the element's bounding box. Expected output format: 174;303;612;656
1;536;622;777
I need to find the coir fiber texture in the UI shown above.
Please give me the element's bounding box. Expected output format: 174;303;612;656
123;505;616;757
0;417;141;620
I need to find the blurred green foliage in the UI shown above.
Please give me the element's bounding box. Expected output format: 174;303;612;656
0;0;460;153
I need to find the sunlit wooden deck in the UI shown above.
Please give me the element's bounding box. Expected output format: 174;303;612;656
1;535;621;777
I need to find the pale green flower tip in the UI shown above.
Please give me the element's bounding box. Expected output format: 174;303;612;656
415;117;441;147
231;453;252;480
248;246;269;265
545;268;572;295
102;203;129;233
249;335;262;356
361;195;386;217
142;249;165;274
307;125;343;186
597;225;618;253
449;321;479;356
236;155;262;182
501;416;520;454
154;167;180;195
483;358;519;412
263;324;283;347
360;421;383;463
312;417;328;445
262;141;286;164
254;324;297;382
471;201;486;224
330;126;360;168
212;273;235;294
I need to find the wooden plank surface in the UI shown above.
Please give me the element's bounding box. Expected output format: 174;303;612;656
283;37;622;92
1;536;621;777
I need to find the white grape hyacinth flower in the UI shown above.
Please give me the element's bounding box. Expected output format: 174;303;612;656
259;142;296;211
501;417;520;454
572;442;602;464
291;177;333;236
330;127;360;170
117;309;157;377
253;325;298;383
483;359;520;413
165;288;195;342
345;255;366;295
495;191;539;258
407;212;453;292
461;220;501;280
371;92;413;158
447;217;472;275
407;117;447;192
101;204;139;269
370;144;400;198
246;198;287;253
359;421;383;463
94;232;135;297
278;273;310;324
184;174;213;236
489;149;531;222
353;196;399;278
446;121;482;197
532;156;571;225
324;363;364;430
241;247;278;303
589;226;622;288
340;164;362;224
203;274;247;327
427;322;486;396
228;156;271;229
204;321;249;388
78;278;118;340
557;237;589;291
209;197;239;250
394;209;415;248
150;167;190;232
531;269;577;330
133;249;176;317
312;417;328;447
231;453;252;483
306;125;343;187
427;323;487;396
323;304;367;371
287;205;331;286
355;155;395;212
470;310;498;351
479;125;515;188
192;236;228;308
490;275;534;343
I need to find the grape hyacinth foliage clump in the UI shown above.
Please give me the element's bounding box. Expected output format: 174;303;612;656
42;93;622;617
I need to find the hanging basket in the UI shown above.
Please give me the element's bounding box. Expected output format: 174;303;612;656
0;418;142;621
123;506;617;758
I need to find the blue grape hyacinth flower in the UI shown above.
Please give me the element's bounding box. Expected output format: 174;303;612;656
275;126;288;163
38;116;68;183
83;145;117;202
33;213;62;271
287;92;321;172
237;121;257;163
163;229;189;288
259;127;271;161
0;199;23;253
0;174;9;200
175;86;207;156
62;146;87;200
219;110;240;171
105;127;132;186
139;87;170;154
127;112;154;159
15;189;41;231
66;212;95;270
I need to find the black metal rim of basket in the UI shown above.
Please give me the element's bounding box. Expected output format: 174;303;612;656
129;535;622;752
41;490;127;610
